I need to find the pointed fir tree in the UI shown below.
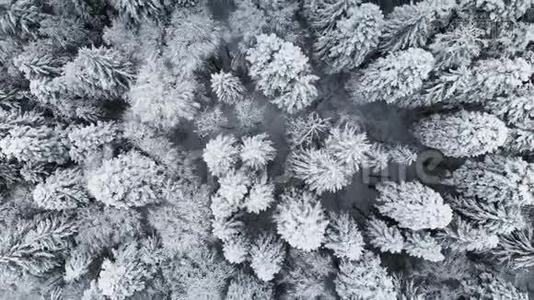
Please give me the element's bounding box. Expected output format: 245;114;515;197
246;33;319;114
161;247;234;300
289;148;351;194
249;233;286;282
203;134;239;177
366;217;405;254
334;252;396;300
0;124;69;164
97;238;163;300
323;212;364;261
240;133;276;170
379;0;457;52
281;249;335;299
413;111;509;157
404;231;445;262
0;213;77;276
210;71;245;105
243;177;275;214
62;46;135;98
67;122;119;166
346;48;435;107
127;59;200;130
274;188;329;251
308;1;383;73
440;216;499;252
492;226;534;269
449;155;534;205
448;195;526;235
32;167;90;210
86;151;168;208
107;0;163;23
226;271;273;300
375;181;453;230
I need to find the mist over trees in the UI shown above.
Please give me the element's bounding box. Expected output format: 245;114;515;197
1;0;534;299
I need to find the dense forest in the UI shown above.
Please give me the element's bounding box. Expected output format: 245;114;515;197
1;0;534;299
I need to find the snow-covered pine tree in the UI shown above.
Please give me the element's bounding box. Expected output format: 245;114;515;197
249;233;286;282
246;33;319;114
323;212;364;261
449;155;534;205
67;122;119;166
375;181;452;230
62;46;135;98
225;271;273;300
334;252;396;300
379;0;457;53
32;167;90;210
127;59;199;131
274;188;329;251
366;217;405;254
281;249;335;299
210;71;245;105
86;151;168;208
97;238;163;300
413;111;508;157
203;134;239;177
306;0;383;73
0;124;69;164
0;213;77;276
346;47;435;107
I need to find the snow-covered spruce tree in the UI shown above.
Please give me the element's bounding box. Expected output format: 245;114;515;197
274;188;328;251
306;1;383;73
161;246;234;300
281;249;335;299
0;213;77;276
286;112;331;149
32;167;90;210
203;134;239;177
67;121;119;166
334;252;396;300
379;0;457;53
246;33;319;114
413;111;508;157
240;133;276;170
210;71;245;105
289;148;351;194
164;7;222;76
492;226;534;269
366;217;405;254
404;231;445;262
375;181;452;231
448;155;534;205
249;233;286;282
462;272;529;300
428;22;485;70
439;216;499;252
62;46;135;98
86;151;168;208
485;85;534;130
448;195;526;235
97;238;163;300
346;48;434;107
0;124;69;164
323;212;364;261
107;0;163;23
289;123;371;193
147;182;212;254
74;206;144;256
226;271;273;300
127;59;199;131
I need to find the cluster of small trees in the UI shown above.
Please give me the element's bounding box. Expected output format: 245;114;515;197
0;0;533;299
